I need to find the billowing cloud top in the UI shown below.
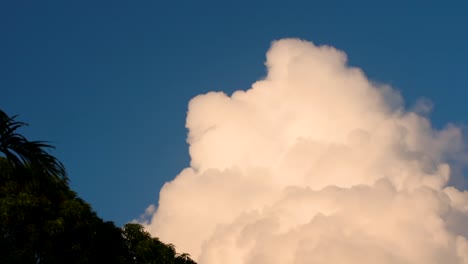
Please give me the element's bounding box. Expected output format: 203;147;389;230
143;39;468;264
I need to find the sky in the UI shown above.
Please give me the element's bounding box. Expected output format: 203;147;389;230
2;0;468;236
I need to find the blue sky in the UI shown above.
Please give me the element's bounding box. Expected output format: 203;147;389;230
2;0;467;226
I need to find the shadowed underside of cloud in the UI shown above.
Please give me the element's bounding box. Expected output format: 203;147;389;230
141;39;468;264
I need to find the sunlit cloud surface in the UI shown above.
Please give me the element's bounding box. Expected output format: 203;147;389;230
142;39;468;264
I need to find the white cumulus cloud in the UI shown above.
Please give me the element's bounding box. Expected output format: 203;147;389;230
142;39;468;264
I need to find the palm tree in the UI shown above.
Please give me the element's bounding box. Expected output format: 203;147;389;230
0;110;67;182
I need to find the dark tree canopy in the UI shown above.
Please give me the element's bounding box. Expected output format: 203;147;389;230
0;110;196;264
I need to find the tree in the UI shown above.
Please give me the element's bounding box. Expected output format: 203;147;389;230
0;110;129;263
0;110;196;264
0;110;67;183
175;253;197;264
121;222;197;264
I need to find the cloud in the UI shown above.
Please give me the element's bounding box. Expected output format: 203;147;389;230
142;39;468;264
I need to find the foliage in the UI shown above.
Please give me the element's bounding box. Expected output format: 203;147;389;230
122;223;196;264
0;110;196;264
0;110;67;183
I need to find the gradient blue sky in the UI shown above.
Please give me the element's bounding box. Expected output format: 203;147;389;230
2;1;467;226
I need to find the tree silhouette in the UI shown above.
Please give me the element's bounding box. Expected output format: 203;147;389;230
0;110;196;264
0;110;67;182
175;253;197;264
122;223;196;264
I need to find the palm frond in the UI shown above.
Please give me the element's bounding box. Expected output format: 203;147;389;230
0;110;68;182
